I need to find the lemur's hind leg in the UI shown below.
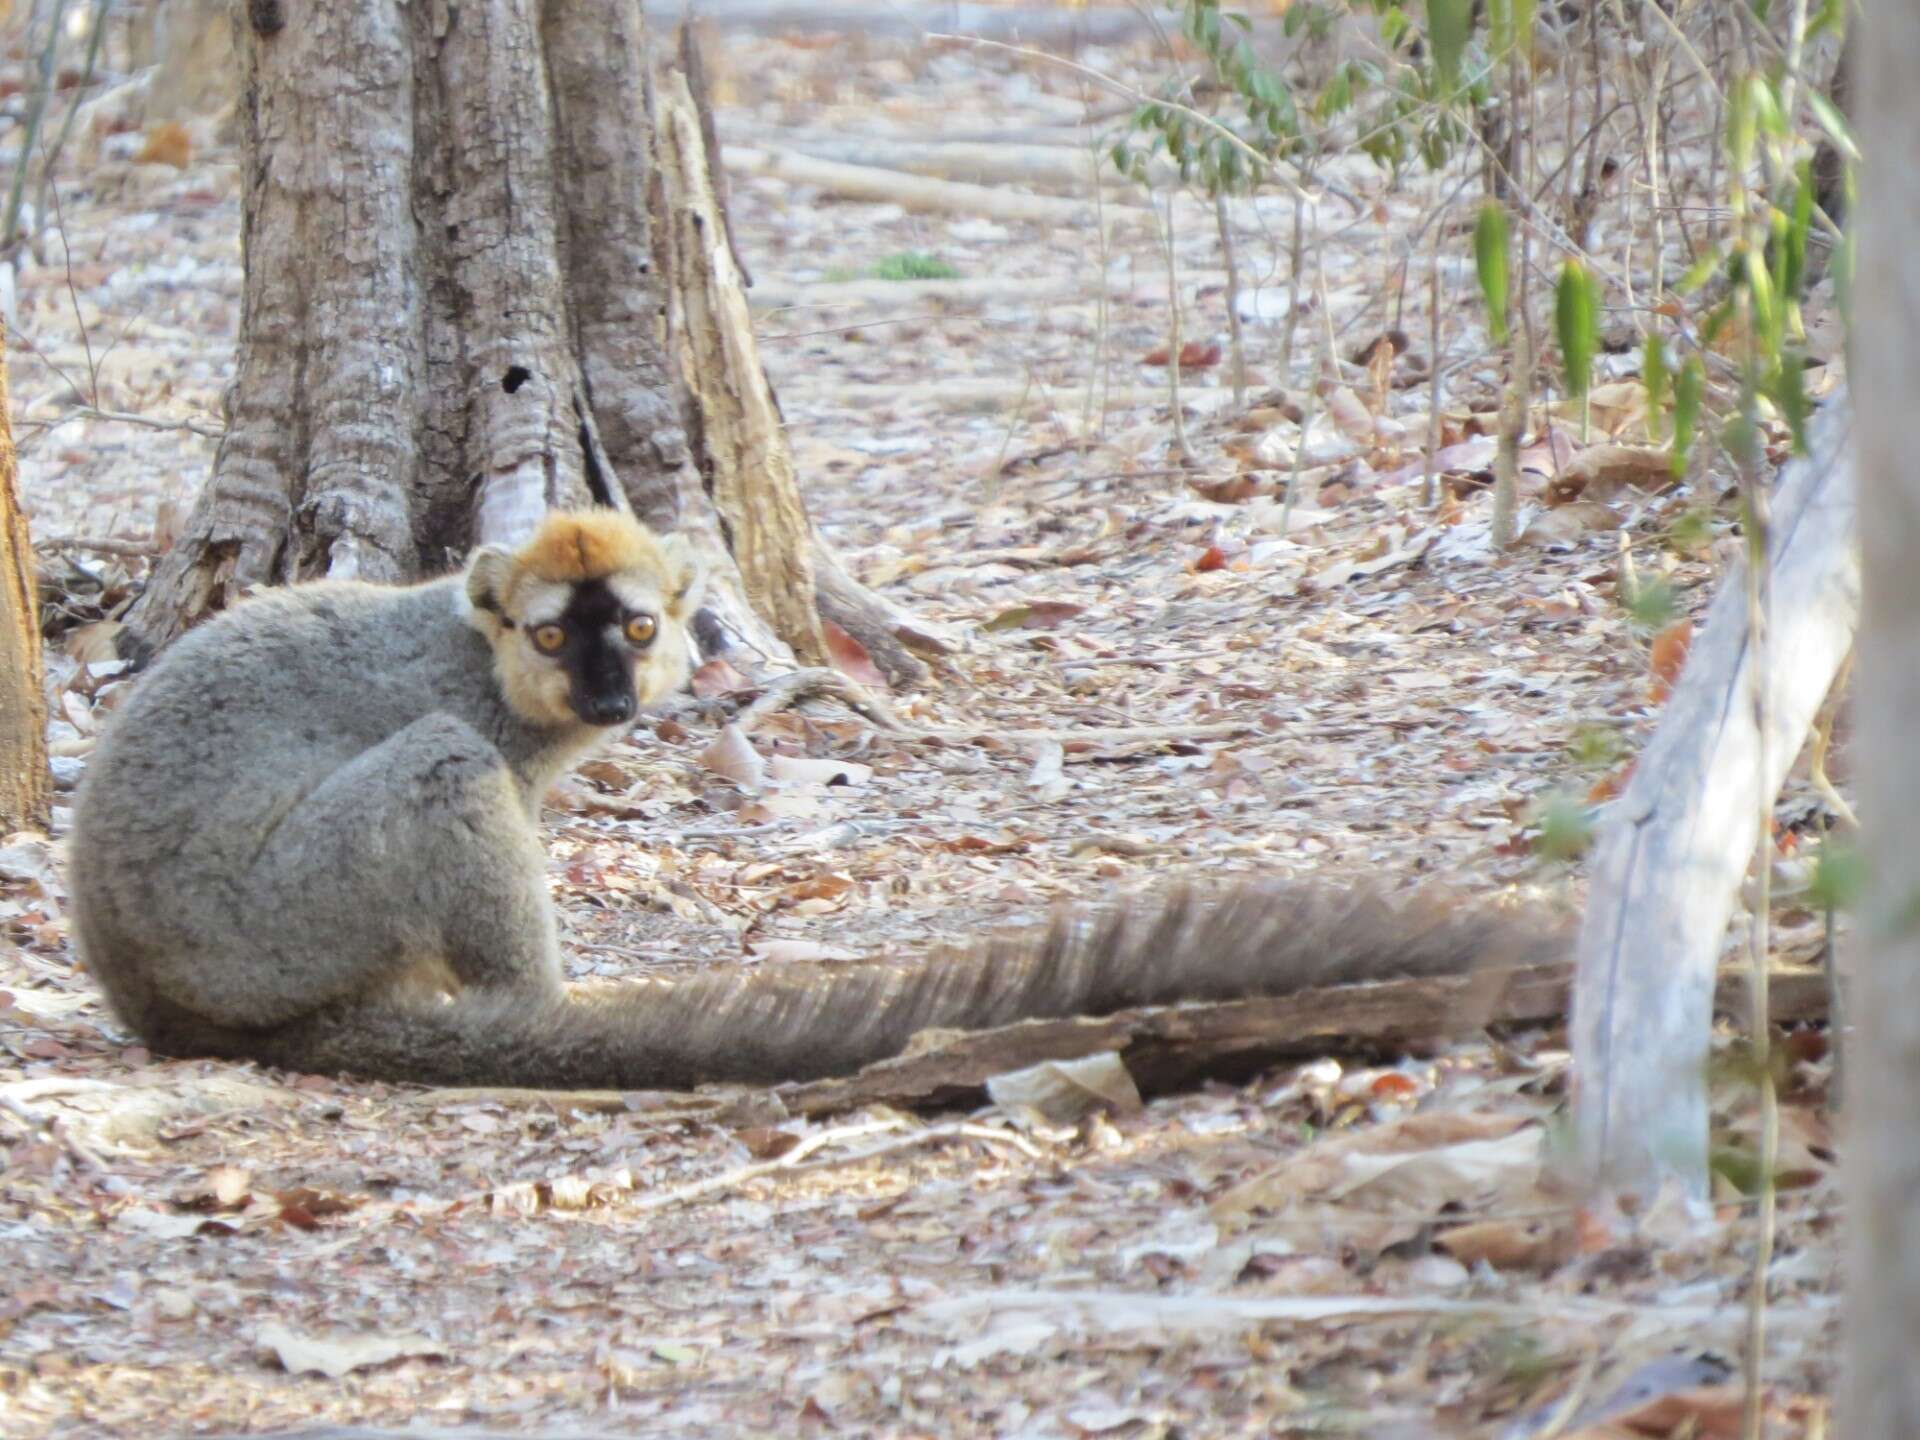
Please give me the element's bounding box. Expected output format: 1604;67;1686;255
214;714;564;1028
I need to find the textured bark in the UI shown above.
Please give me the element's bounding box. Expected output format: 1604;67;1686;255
0;324;49;832
655;66;827;668
1845;2;1920;1432
123;0;701;654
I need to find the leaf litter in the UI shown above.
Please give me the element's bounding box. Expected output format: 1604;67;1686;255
0;12;1850;1438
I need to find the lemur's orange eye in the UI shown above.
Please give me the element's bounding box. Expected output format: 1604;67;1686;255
531;624;567;654
623;613;658;647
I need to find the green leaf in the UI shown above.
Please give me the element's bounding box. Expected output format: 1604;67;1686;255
1810;838;1866;914
1772;347;1811;454
1427;0;1472;94
1672;358;1704;478
1677;248;1722;295
1744;245;1779;352
1534;793;1595;864
1750;73;1786;138
1487;0;1513;54
1783;160;1814;301
1475;202;1510;344
1807;89;1861;162
1726;77;1756;177
1665;505;1713;556
1622;574;1678;633
1642;334;1669;443
1554;261;1598;401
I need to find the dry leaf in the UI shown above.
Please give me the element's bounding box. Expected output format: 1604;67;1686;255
822;620;887;688
1521;500;1621;546
1546;443;1674;503
1026;740;1069;802
1434;1218;1572;1272
256;1322;445;1378
987;1052;1142;1122
699;724;766;791
136;122;192;169
690;656;751;699
982;601;1085;631
1647;618;1693;703
748;939;860;963
1326;385;1374;442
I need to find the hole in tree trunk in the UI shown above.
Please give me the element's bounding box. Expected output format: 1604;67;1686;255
501;366;532;394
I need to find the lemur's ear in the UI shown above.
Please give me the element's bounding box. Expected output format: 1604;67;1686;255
657;533;707;620
464;546;516;627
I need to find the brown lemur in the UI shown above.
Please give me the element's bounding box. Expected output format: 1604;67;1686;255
68;509;1563;1090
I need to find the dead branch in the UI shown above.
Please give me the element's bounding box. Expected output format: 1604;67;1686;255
646;1;1157;45
723;146;1144;228
777;963;1829;1119
1570;396;1857;1201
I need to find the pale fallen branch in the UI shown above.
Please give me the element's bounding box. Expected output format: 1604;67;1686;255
35;534;159;559
748;274;1086;312
648;0;1158;44
912;1286;1837;1338
724;145;1145;228
790;377;1170;415
727;128;1164;192
24;405;225;439
623;1117;1036;1213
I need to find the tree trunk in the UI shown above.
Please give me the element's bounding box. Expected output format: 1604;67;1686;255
0;322;49;833
120;0;795;664
1843;2;1920;1433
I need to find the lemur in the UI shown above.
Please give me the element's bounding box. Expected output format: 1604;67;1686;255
68;509;1561;1089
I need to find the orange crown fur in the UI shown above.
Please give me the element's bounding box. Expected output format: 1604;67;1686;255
514;509;662;585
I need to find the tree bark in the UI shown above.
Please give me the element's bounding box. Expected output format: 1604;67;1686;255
1843;2;1920;1432
119;0;772;659
0;321;48;833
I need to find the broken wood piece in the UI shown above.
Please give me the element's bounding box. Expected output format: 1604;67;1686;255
774;963;1829;1119
1570;396;1857;1202
749;274;1087;313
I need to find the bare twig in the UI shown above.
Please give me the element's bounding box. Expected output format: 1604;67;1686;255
624;1117;1036;1213
0;1091;110;1175
23;406;226;440
35;534;159;559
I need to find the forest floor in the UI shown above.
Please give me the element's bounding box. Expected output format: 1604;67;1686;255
0;11;1848;1439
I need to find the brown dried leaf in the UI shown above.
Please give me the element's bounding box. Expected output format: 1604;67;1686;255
699;724;766;791
135;122;192;169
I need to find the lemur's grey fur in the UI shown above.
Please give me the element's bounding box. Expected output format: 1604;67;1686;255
69;511;1564;1090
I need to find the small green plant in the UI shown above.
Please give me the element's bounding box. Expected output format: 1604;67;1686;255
1620;575;1679;635
1809;838;1865;915
869;251;960;282
1567;724;1628;771
1533;791;1595;864
1664;506;1716;558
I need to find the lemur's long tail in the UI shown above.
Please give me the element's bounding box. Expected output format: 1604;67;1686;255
230;880;1568;1089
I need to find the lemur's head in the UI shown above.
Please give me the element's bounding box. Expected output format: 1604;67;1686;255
464;509;706;729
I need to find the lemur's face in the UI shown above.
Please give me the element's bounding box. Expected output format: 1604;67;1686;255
465;511;705;729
